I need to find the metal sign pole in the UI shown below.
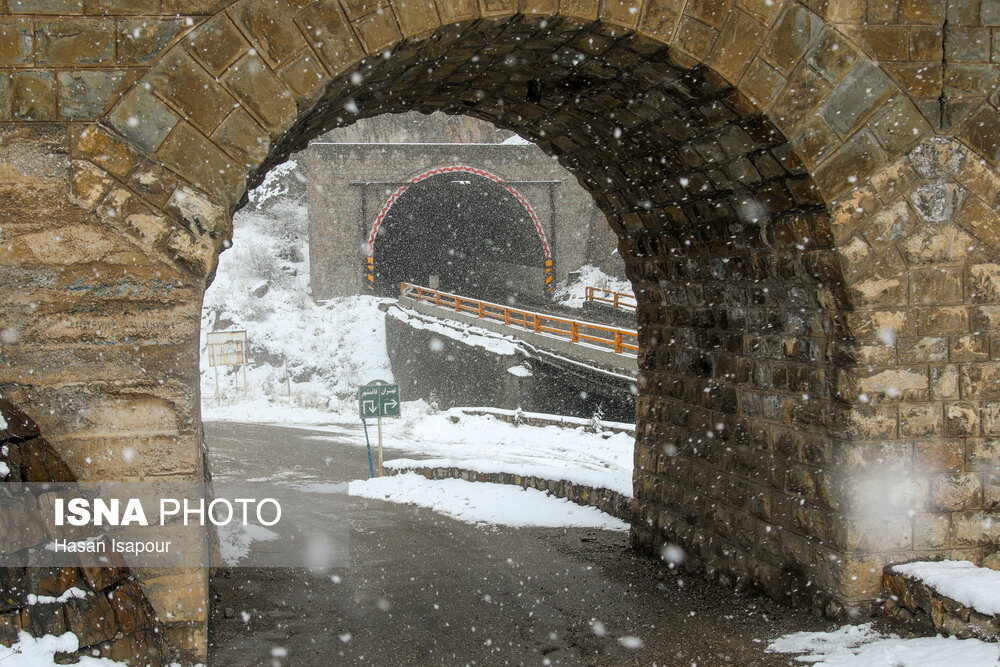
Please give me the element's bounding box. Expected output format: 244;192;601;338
377;417;384;477
362;419;375;479
214;366;220;405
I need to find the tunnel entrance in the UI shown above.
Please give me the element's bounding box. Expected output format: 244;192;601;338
368;167;551;301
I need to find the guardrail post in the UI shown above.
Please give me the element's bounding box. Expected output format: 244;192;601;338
455;297;461;313
434;290;441;307
615;331;622;354
478;302;484;318
504;308;510;325
613;292;619;309
533;314;541;333
571;322;579;342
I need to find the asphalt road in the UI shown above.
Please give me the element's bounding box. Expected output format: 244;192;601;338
204;421;838;666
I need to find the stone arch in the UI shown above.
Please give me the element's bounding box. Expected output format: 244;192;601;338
4;0;1000;661
365;164;553;294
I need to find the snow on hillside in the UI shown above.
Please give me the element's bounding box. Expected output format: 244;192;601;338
201;191;393;417
553;264;633;309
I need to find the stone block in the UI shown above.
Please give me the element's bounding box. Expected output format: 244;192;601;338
913;512;950;548
148;51;236;134
957;197;1000;251
74;125;138;179
57;70;123;121
949;510;1000;547
0;74;10;122
931;474;982;511
157;122;244;204
393;0;440;37
901;0;947;24
772;64;832;137
709;9;764;84
639;0;684;42
814;130;886;200
353;7;403;54
961;363;1000;399
185;14;248;76
900;226;973;266
762;5;821;74
299;0;365;73
821;60;894;137
213;108;270;166
952;334;990;362
984;0;1000;25
675;16;716;62
869;96;931;155
900;403;942;436
11;71;55;121
231;0;307;68
920;308;969;336
223;54;297;133
107;85;180;155
946;402;980;436
958;105;1000;167
910;267;963;306
945;28;991;62
434;0;479;22
35;19;114;66
0;20;32;65
277;50;328;104
967;438;1000;470
118;17;184;65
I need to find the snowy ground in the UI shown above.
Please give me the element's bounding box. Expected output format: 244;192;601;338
0;632;194;667
349;472;627;530
552;263;633;309
767;622;1000;666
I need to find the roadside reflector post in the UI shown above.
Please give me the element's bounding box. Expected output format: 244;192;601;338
571;322;579;343
615;331;623;354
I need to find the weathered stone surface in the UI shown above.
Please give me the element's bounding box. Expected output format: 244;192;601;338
0;20;32;66
35;19;113;66
118;17;184;65
11;71;55;121
106;85;180;154
57;70;123;120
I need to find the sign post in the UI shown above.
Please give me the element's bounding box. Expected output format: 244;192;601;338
358;380;401;476
206;331;249;404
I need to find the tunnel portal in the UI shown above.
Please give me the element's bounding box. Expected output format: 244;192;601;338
369;168;550;301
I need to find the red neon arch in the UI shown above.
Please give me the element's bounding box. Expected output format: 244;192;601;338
366;165;552;260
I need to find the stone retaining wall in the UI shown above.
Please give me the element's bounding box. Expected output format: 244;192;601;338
385;465;632;523
883;566;1000;640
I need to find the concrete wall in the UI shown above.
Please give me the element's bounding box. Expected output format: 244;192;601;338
305;141;612;299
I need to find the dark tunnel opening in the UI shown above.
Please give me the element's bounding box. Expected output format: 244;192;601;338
370;170;549;301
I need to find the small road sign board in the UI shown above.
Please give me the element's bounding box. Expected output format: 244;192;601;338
358;380;401;419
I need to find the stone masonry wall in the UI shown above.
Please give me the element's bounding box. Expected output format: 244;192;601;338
1;0;1000;660
0;399;169;665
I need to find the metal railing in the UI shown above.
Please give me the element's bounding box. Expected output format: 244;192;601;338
400;283;638;355
584;286;637;312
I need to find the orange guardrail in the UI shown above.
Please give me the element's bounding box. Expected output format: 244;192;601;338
400;283;638;355
584;286;637;311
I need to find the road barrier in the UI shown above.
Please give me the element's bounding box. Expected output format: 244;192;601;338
400;283;638;355
584;286;637;311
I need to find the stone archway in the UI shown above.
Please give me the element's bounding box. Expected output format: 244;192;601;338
3;1;1000;661
367;164;553;296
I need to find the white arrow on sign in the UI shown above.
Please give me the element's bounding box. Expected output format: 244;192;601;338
362;400;377;413
383;399;398;410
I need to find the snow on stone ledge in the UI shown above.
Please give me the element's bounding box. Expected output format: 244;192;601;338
892;560;1000;616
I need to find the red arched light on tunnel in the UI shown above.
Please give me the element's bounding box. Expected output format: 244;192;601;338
366;165;554;291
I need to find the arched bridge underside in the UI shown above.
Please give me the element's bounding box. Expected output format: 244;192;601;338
2;1;1000;661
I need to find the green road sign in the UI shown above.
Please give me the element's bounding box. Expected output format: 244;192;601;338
358;380;401;419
